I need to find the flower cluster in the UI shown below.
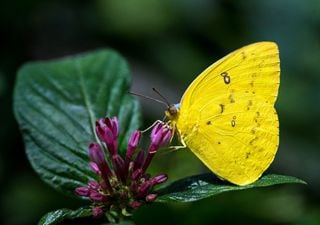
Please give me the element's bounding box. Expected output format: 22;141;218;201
75;117;172;220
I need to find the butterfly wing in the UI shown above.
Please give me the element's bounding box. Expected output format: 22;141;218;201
175;42;280;185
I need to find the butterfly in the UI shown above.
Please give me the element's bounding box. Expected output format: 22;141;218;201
165;42;280;186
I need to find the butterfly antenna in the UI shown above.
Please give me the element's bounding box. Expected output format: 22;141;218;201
152;88;170;107
128;91;168;107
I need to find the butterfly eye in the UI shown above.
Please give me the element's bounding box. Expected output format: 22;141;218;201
167;105;178;116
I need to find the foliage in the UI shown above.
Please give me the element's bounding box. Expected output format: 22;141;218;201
156;173;306;202
14;49;141;196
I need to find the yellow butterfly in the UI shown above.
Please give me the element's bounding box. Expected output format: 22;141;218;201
165;42;280;186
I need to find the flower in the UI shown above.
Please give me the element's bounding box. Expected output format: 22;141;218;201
142;122;172;173
75;118;172;220
95;117;119;156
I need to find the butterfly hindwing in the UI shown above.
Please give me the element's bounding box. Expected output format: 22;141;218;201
175;42;280;185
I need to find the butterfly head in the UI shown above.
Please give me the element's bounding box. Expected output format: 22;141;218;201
165;103;180;121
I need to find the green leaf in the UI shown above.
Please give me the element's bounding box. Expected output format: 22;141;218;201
156;173;306;203
38;207;135;225
14;49;141;197
38;207;92;225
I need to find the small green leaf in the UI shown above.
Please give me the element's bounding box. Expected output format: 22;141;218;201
117;221;136;225
38;207;136;225
38;207;92;225
101;221;135;225
156;173;306;203
14;49;141;197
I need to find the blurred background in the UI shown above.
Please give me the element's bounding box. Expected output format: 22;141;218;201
1;0;319;224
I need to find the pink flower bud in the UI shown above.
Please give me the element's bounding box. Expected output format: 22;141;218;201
133;150;145;171
131;168;142;181
141;124;173;172
141;151;155;173
89;191;108;202
126;130;141;162
150;129;163;148
88;181;100;190
95;118;118;155
89;143;106;166
92;207;104;217
137;181;152;196
129;200;142;209
152;174;168;185
112;154;126;183
150;122;173;150
128;130;141;148
99;117;119;138
110;117;119;138
96;120;114;144
151;122;162;139
89;143;113;193
75;187;90;196
145;194;157;202
160;128;172;146
89;162;101;175
89;143;113;179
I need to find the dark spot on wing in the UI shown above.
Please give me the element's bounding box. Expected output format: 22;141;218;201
249;137;258;145
221;72;231;84
241;52;246;60
229;94;235;103
220;72;227;77
219;104;224;113
224;75;231;84
247;100;253;110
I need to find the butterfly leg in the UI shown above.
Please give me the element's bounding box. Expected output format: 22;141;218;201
166;138;187;150
155;142;187;158
141;120;164;133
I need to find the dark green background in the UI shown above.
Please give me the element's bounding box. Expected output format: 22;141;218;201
0;0;318;224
